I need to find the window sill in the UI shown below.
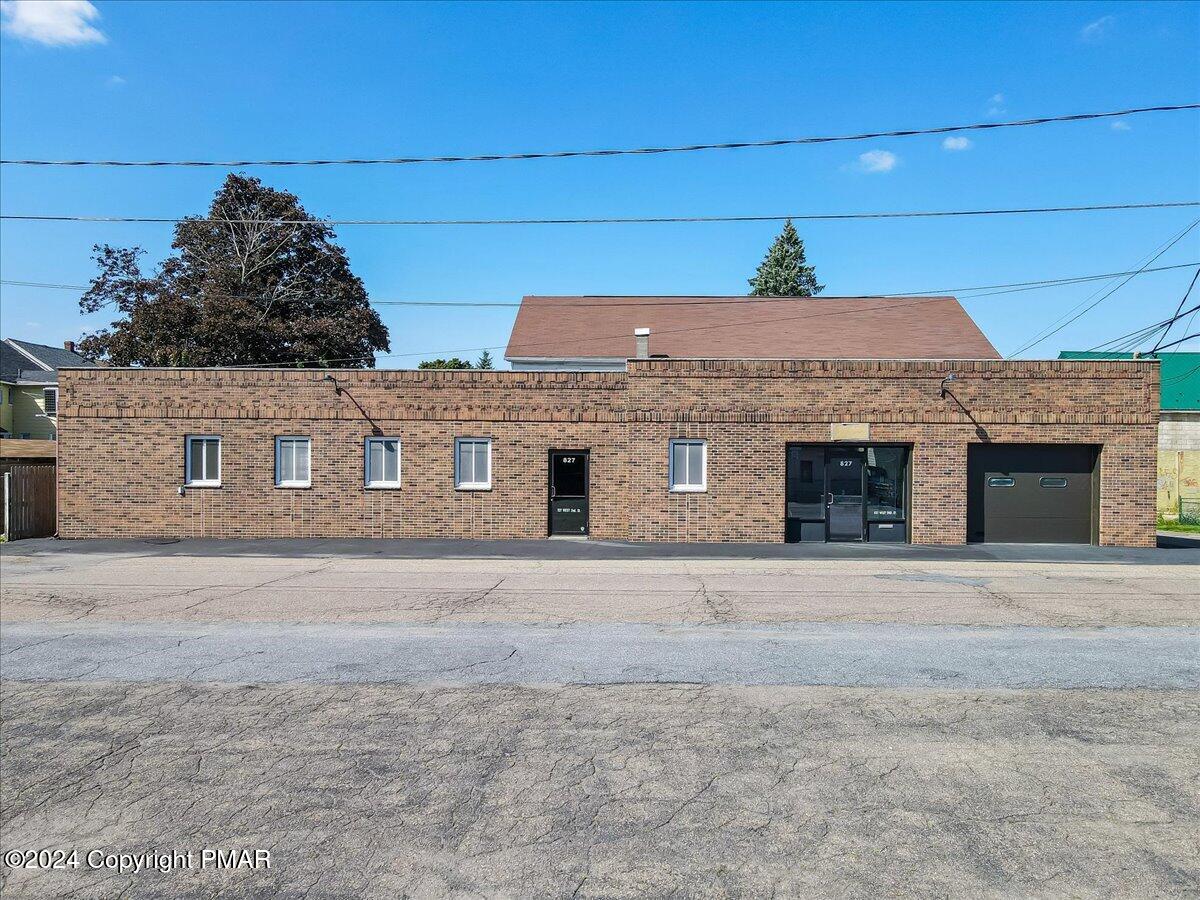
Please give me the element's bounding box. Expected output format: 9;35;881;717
185;482;222;489
365;483;402;490
276;483;312;490
670;486;707;494
456;484;492;492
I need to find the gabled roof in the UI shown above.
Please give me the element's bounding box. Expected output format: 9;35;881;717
1;338;95;383
505;295;1001;362
1059;351;1199;410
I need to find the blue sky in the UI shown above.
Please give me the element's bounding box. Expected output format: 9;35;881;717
1;0;1197;366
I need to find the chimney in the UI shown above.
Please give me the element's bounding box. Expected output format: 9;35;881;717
634;327;650;360
64;340;76;353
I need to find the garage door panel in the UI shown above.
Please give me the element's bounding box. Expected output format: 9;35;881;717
968;445;1097;544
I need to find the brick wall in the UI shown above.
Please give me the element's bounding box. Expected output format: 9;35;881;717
57;359;1158;546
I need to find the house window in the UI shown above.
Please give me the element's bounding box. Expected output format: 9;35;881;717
455;438;492;489
275;436;311;487
365;437;401;488
43;387;58;416
669;439;707;492
185;436;221;486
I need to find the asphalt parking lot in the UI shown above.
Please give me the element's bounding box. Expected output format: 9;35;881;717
2;539;1198;898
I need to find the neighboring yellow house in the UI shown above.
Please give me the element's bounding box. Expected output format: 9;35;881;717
1;338;96;441
0;382;10;437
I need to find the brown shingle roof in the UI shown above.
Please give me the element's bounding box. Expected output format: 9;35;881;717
505;295;1000;361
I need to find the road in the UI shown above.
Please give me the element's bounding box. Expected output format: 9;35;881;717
3;621;1198;688
1;539;1198;898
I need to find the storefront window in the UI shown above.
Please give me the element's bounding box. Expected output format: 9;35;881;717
786;446;826;520
865;447;907;522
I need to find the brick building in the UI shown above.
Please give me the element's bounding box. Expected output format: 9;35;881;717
56;354;1158;546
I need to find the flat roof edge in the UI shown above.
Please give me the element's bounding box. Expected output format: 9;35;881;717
56;357;1161;373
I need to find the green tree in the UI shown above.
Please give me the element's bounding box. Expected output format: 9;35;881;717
476;350;494;370
418;358;475;369
78;174;390;367
747;220;824;297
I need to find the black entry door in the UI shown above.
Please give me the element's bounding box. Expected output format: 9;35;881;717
826;449;865;541
549;451;589;535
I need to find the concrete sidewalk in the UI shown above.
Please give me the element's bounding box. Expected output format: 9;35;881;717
3;538;1197;627
6;534;1199;562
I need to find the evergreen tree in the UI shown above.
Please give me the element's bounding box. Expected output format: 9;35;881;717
418;357;474;369
476;350;494;370
747;220;824;297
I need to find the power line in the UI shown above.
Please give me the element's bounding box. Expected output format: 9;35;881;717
3;104;1197;168
214;286;1195;369
1;280;91;290
937;262;1199;300
1150;268;1200;353
3;201;1197;226
4;262;1197;309
53;280;1199;372
1086;301;1200;355
1184;305;1200;341
1007;220;1200;357
1150;332;1199;353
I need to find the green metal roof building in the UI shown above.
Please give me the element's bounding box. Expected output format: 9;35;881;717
1060;352;1199;516
1058;351;1200;411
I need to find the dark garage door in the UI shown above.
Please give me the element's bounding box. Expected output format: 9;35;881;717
967;444;1098;544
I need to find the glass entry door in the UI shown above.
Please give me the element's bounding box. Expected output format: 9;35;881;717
826;450;865;541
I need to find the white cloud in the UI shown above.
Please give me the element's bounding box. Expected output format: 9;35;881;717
106;74;125;87
986;93;1007;117
0;0;106;47
854;149;898;173
1110;120;1131;131
1080;15;1115;42
942;136;973;151
989;93;1005;105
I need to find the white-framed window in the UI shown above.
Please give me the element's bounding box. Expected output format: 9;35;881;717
455;438;492;490
42;387;58;417
365;437;401;488
669;439;707;492
275;436;311;487
185;435;221;486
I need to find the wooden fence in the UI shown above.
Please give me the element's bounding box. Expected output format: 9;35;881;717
2;465;56;540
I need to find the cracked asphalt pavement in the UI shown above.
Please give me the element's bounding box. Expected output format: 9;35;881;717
1;539;1198;898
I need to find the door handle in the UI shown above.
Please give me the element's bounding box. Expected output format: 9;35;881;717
827;492;834;506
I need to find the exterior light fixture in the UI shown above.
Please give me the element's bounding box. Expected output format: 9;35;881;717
939;373;958;398
323;373;342;395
